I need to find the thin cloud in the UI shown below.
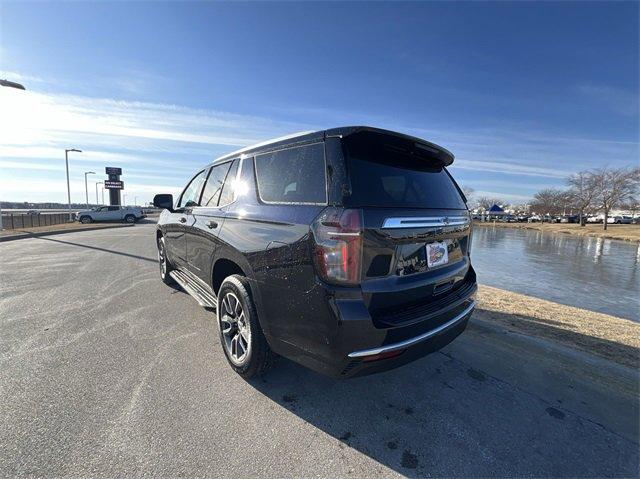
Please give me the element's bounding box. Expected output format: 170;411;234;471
0;89;309;148
471;190;532;203
451;159;572;179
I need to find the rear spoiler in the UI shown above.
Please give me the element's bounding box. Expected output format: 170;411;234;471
326;126;455;166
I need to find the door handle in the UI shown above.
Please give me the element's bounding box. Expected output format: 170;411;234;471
207;220;218;229
179;217;187;223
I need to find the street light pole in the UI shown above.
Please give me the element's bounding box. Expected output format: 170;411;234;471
123;194;127;206
101;187;105;205
134;196;138;206
65;149;82;220
0;77;26;229
95;181;103;205
84;171;95;208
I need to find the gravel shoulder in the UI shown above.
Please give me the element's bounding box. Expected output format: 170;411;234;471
474;221;640;242
476;284;640;369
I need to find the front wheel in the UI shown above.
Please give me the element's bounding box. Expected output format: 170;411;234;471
217;275;274;378
124;214;136;223
79;216;92;224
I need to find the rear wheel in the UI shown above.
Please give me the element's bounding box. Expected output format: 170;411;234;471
217;275;274;378
157;236;175;285
80;216;92;224
124;214;136;223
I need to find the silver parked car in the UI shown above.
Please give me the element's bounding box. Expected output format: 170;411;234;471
75;206;145;224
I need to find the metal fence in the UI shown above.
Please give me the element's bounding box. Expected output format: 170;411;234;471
1;213;72;230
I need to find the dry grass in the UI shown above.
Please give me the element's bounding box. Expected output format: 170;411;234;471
475;285;640;368
474;221;640;242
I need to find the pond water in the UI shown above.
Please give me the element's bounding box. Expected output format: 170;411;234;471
471;226;640;322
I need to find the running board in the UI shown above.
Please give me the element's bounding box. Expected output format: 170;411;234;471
170;270;217;309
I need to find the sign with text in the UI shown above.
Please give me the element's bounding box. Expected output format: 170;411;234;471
105;167;122;176
104;180;124;190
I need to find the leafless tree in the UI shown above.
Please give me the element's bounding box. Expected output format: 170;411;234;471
460;184;475;202
619;199;640;217
531;188;571;217
511;203;531;214
566;170;598;226
475;196;505;211
592;167;640;230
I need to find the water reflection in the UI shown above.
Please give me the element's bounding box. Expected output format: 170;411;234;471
472;227;639;321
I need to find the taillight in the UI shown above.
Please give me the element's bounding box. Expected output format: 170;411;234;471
311;207;363;286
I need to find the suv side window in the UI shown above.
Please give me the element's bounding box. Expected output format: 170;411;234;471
201;162;232;207
108;206;119;211
218;159;239;206
178;170;207;208
254;143;326;204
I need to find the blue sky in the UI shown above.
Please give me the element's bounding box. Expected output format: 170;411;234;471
1;1;638;205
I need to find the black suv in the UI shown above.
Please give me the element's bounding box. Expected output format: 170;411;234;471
154;126;477;379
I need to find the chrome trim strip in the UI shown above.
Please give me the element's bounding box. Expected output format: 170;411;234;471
330;231;361;237
347;300;475;358
382;216;469;229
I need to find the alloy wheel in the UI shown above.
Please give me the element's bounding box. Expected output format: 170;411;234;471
219;291;251;366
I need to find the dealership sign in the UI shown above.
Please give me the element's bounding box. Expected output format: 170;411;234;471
105;167;122;176
104;180;124;190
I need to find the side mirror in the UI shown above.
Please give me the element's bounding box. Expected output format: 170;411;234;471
153;194;174;211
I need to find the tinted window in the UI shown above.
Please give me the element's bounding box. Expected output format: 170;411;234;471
178;170;207;208
254;143;326;204
344;136;465;209
108;206;119;211
219;159;239;206
201;162;232;207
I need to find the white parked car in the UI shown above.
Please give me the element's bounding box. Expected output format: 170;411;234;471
607;215;633;224
75;206;146;224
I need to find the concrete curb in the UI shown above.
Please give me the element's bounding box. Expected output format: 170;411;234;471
0;223;135;242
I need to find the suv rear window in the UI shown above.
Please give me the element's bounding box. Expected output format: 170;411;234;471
343;134;466;209
254;143;327;204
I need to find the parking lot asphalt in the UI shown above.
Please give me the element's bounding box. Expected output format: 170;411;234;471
1;221;638;478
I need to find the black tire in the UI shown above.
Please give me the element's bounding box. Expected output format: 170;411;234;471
79;216;92;224
217;274;275;378
157;236;175;285
124;214;136;223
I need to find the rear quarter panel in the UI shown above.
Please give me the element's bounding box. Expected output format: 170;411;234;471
216;157;327;343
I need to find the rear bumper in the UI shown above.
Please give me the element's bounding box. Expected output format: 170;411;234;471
262;276;477;379
348;300;475;358
330;294;475;378
340;310;472;378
